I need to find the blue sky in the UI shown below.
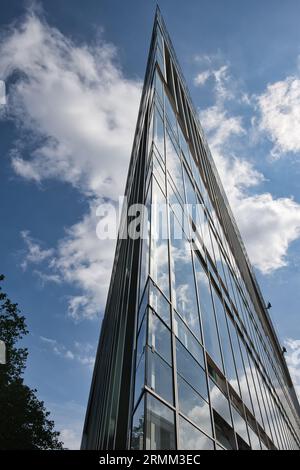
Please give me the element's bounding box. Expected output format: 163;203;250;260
1;0;300;448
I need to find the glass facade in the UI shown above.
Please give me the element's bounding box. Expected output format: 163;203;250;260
82;9;300;450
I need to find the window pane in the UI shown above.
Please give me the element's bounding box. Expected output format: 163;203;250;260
165;93;178;141
183;165;198;223
178;416;214;450
174;312;204;365
147;349;174;404
151;179;170;298
154;69;164;104
139;189;151;302
177;375;212;436
138;281;148;330
147;109;154;160
153;108;165;161
134;352;145;405
240;341;263;427
170;217;201;340
153;153;166;194
149;281;171;327
149;312;172;364
178;124;191;168
231;406;250;448
194;256;223;371
131;397;144;450
136;312;147;366
165;131;185;201
168;182;189;237
248;425;261;450
156;28;164;56
146;394;175;450
214;411;236;450
209;379;232;426
227;317;253;413
176;339;208;400
212;291;239;394
155;47;165;78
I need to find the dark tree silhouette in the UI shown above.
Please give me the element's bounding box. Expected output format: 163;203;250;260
0;274;63;449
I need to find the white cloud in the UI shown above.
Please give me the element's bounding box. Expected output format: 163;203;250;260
193;58;232;100
0;9;142;319
284;338;300;400
0;11;142;198
51;200;116;320
34;270;61;285
194;70;210;86
199;63;300;274
21;200;116;319
40;336;95;367
20;230;54;270
257;76;300;159
0;79;6;105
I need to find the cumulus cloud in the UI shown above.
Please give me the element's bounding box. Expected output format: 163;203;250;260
21;200;117;320
0;9;142;319
257;76;300;159
284;338;300;400
40;336;95;367
197;59;300;274
0;11;141;198
194;70;210;86
20;230;54;270
194;64;232;100
51;200;117;320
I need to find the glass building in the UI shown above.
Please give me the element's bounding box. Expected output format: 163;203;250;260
81;9;300;450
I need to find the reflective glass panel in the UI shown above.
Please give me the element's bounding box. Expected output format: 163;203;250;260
165;131;185;201
147;349;174;404
212;290;239;394
149;312;172;364
146;394;176;450
131;397;144;450
248;425;261;450
155;47;165;78
149;281;171;327
176;339;208;400
194;256;223;371
165;92;178;141
174;312;204;365
153;108;165;161
177;375;212;436
231;405;250;446
227;317;253;413
134;352;145;405
209;379;232;426
136;312;147;366
138;281;148;330
139;188;151;302
214;411;236;450
170;216;201;340
154;68;164;104
178;124;191;168
151;179;170;298
153;153;166;194
178;416;214;450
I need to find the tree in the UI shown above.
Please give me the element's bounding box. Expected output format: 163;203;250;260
0;274;63;449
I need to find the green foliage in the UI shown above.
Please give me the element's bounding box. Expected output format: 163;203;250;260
0;275;63;449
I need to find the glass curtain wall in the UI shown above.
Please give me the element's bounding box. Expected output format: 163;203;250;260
130;17;300;451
